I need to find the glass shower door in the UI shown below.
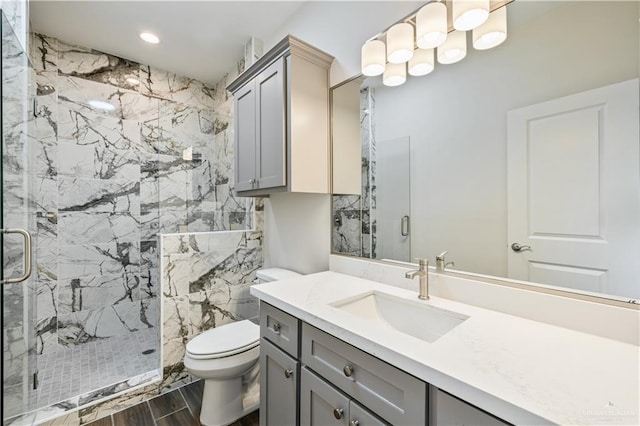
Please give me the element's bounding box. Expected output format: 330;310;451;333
2;11;38;421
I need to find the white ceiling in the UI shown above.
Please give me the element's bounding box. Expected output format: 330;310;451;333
29;1;307;85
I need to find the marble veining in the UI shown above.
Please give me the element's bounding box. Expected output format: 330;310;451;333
3;29;263;424
140;65;216;109
57;39;140;91
332;87;377;257
160;230;263;390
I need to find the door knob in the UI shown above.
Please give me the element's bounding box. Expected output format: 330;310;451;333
350;421;360;426
511;243;531;252
333;408;344;420
284;369;293;379
272;322;281;334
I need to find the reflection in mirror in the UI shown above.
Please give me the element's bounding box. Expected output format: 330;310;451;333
331;1;640;301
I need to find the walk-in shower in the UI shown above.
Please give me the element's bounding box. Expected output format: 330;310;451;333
2;12;163;422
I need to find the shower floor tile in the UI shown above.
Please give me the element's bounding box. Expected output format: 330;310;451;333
34;328;159;409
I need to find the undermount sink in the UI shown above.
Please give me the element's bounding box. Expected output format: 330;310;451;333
331;291;469;343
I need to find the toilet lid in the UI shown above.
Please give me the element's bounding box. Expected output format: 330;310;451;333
186;320;259;358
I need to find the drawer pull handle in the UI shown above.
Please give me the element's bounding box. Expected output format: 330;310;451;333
272;322;281;334
350;421;360;426
343;365;354;377
284;369;293;379
333;408;344;420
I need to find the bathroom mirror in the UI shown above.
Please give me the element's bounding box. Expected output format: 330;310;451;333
331;1;640;302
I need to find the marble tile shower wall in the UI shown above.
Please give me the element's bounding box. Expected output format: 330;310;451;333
332;87;376;258
28;32;254;356
24;49;261;426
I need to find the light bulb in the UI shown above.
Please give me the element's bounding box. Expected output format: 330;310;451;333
361;40;386;76
453;0;490;31
383;63;406;87
408;48;434;76
387;23;414;64
473;6;507;50
140;32;160;44
416;2;448;49
437;31;467;64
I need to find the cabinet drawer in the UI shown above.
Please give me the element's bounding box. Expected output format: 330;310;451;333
260;302;300;357
302;323;427;425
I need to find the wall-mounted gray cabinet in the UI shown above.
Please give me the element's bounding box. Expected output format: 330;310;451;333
227;35;334;196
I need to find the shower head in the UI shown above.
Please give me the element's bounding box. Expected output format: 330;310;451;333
36;83;55;96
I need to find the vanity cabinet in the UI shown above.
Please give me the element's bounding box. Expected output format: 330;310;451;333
259;302;509;426
227;35;333;196
259;303;426;425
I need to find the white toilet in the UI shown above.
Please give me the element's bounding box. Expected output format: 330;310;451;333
184;268;302;426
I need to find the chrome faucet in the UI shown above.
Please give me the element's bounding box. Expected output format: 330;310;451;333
436;251;454;271
405;258;429;300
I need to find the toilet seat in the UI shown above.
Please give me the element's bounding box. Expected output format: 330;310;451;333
186;320;259;360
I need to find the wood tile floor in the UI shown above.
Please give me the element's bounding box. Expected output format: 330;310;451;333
86;381;259;426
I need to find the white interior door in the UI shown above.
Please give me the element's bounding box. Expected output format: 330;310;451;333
376;137;411;262
507;79;640;299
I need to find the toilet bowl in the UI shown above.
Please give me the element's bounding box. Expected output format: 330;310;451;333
184;268;302;426
184;320;260;426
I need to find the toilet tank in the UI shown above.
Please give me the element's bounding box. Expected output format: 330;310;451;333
255;268;302;283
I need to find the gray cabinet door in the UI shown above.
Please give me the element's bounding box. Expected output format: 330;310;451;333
234;80;257;192
255;56;286;190
301;367;350;426
260;339;299;426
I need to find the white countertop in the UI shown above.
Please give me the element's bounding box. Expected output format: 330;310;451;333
250;271;640;426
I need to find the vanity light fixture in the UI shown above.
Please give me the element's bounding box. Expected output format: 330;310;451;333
408;48;435;76
416;1;448;49
386;23;414;64
140;32;160;44
360;1;511;86
383;63;406;86
437;30;467;64
452;0;490;31
473;6;507;50
361;40;386;76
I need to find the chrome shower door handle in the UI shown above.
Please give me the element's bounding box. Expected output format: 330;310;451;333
2;228;32;284
401;215;410;237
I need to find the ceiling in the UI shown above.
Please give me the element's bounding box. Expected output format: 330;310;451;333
29;1;306;85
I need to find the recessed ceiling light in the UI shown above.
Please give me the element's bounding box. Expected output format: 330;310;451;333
140;32;160;44
126;77;140;85
88;99;116;111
